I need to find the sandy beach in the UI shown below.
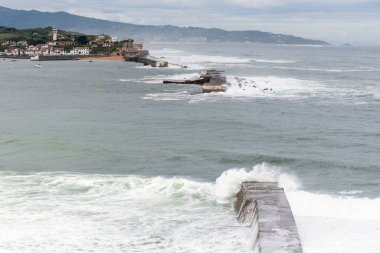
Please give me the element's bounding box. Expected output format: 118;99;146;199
79;55;124;61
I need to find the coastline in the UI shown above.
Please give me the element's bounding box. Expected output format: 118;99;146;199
79;55;124;61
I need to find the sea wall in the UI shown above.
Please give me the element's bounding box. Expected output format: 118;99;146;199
235;182;303;253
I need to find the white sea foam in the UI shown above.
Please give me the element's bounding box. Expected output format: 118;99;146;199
288;191;380;253
254;59;295;64
143;75;328;102
144;91;192;101
150;48;185;55
150;48;251;69
213;164;380;253
0;172;250;253
143;74;380;103
120;73;201;85
0;167;379;253
146;72;202;86
339;190;364;195
160;72;201;81
143;91;213;103
224;76;326;99
274;66;380;73
215;163;300;204
118;78;142;82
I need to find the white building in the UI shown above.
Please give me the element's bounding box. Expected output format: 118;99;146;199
70;47;90;55
96;35;105;40
49;48;66;56
111;37;118;42
16;41;28;46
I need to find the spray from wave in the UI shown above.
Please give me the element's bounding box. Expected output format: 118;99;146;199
213;163;380;253
1;163;380;252
150;48;251;69
0;172;250;253
224;76;326;98
215;163;301;204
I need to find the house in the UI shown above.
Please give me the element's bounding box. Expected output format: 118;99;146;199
96;35;105;41
58;41;74;46
102;43;113;48
70;47;90;55
16;41;28;46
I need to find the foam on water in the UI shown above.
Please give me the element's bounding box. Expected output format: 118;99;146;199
142;73;379;104
120;73;201;85
254;59;296;64
288;191;380;253
1;163;380;252
0;172;250;253
142;74;326;102
158;72;201;81
119;47;379;104
224;76;326;99
149;48;251;69
215;163;380;253
215;163;301;204
274;66;380;73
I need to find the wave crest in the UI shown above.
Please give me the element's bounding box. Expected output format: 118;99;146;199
215;163;301;204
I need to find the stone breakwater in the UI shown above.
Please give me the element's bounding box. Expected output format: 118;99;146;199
235;182;303;253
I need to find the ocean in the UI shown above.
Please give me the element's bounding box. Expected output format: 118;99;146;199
0;43;379;253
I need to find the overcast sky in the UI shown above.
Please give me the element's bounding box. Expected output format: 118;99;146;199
1;0;380;45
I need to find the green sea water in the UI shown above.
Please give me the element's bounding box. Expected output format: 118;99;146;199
0;43;379;252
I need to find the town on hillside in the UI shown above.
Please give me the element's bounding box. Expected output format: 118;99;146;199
0;27;149;59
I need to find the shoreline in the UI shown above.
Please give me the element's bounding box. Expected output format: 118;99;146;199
79;55;124;61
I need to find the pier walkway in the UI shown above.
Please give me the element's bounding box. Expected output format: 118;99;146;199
124;55;168;67
235;182;302;253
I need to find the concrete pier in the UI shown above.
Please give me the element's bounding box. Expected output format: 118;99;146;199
125;56;168;67
200;70;227;93
235;182;302;253
162;69;228;93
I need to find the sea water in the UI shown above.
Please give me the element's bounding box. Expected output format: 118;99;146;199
0;43;379;252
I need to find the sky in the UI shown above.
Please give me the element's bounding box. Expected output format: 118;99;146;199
0;0;380;45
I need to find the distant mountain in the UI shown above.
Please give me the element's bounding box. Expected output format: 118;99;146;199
0;6;329;45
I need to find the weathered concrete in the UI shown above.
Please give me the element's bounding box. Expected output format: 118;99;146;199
125;56;168;68
0;55;30;59
163;77;210;85
200;69;227;93
202;85;227;93
30;55;80;61
200;69;227;86
235;182;302;253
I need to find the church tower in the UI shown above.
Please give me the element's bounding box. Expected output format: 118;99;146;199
52;28;58;41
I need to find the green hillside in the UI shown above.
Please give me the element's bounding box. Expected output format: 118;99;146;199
0;26;84;45
0;6;329;45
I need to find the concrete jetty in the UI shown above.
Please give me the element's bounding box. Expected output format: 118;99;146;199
200;69;227;93
235;182;302;253
163;69;227;93
132;56;168;68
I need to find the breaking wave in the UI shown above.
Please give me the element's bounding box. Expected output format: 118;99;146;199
215;163;380;253
1;163;380;252
224;75;327;99
149;48;251;69
274;66;380;73
215;163;301;204
0;171;249;253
